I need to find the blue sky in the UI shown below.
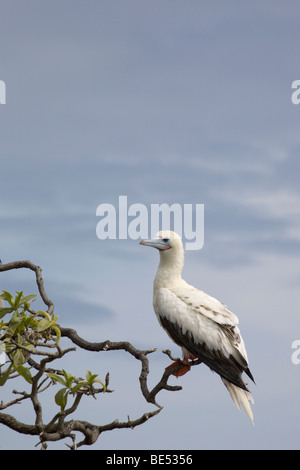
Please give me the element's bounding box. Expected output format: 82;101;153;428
1;0;300;449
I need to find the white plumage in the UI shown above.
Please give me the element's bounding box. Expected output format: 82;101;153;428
140;230;255;424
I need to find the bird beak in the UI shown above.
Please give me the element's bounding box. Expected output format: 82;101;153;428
139;238;170;251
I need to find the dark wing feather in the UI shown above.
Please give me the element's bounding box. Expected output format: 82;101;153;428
159;314;254;391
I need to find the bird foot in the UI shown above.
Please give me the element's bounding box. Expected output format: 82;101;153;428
165;361;191;377
165;356;197;377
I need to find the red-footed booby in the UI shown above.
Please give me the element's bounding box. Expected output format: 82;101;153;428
140;230;255;424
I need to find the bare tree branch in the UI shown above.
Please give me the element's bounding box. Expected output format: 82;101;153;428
0;260;54;314
0;260;195;449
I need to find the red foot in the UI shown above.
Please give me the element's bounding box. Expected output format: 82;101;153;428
165;356;198;377
165;361;191;377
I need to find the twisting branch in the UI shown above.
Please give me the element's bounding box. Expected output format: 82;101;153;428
0;260;54;314
0;260;195;449
58;327;194;407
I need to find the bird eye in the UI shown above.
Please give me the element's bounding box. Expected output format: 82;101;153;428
162;238;170;243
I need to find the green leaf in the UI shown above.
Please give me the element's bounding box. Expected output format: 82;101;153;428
85;370;106;390
9;311;23;332
24;316;38;330
13;349;24;368
22;342;35;352
55;388;68;410
62;370;75;388
0;307;13;319
48;370;76;391
2;291;14;307
71;382;87;394
36;318;53;332
93;378;106;391
21;294;37;304
0;364;12;386
14;291;23;309
47;373;67;386
16;333;23;345
86;370;93;382
16;365;32;384
52;325;61;344
37;310;51;321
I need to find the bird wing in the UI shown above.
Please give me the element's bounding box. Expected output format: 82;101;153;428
170;281;239;328
154;284;254;389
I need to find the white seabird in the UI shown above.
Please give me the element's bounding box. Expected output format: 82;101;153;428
140;230;255;424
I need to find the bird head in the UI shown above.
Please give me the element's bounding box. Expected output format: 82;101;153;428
140;230;184;280
139;230;182;252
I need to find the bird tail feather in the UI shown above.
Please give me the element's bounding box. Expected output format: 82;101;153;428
221;378;254;425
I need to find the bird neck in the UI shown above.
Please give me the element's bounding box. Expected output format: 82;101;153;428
154;249;184;288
